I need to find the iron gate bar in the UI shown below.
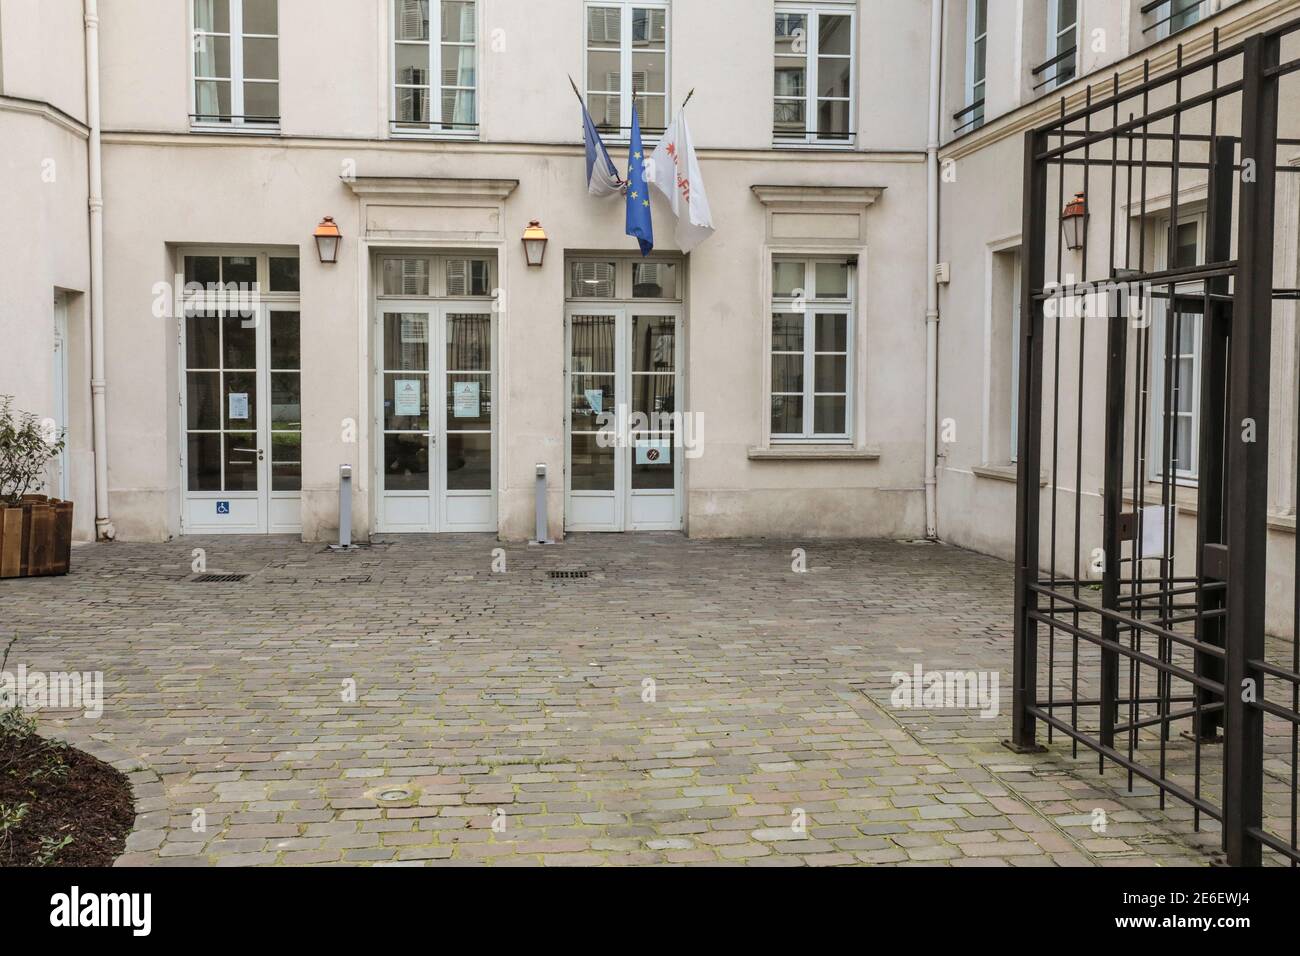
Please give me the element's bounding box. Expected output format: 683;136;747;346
1222;31;1277;869
1013;15;1300;865
1027;610;1222;693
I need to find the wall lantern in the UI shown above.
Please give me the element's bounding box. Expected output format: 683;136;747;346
1061;192;1088;252
314;216;342;264
522;220;548;267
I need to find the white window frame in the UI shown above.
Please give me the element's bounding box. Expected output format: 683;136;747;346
190;0;280;131
964;0;987;131
1010;253;1022;462
583;0;671;145
1154;0;1208;40
770;257;855;443
389;0;480;139
1045;0;1078;91
773;1;856;148
1148;212;1206;483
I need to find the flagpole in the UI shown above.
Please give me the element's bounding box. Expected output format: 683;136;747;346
567;74;585;105
678;88;695;111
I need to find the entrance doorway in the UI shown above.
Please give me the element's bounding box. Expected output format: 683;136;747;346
566;306;683;531
51;293;69;502
371;252;498;533
178;251;302;533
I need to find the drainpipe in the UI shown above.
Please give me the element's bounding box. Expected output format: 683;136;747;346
84;0;114;539
923;0;942;540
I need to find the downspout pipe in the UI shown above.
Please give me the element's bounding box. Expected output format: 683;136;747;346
84;0;113;539
924;0;942;540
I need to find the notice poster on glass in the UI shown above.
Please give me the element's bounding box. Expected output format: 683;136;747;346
453;381;480;418
228;392;249;421
394;379;421;416
635;438;670;465
585;389;603;414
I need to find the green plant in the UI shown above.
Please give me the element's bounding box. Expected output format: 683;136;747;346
0;802;30;855
0;395;66;505
34;832;73;866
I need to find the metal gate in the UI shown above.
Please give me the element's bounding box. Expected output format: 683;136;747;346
1011;22;1300;866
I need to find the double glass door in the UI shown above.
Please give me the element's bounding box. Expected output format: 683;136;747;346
376;304;495;532
181;305;302;533
567;307;682;531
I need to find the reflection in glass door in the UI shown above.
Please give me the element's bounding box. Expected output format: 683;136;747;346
566;307;682;531
181;306;302;533
376;305;495;532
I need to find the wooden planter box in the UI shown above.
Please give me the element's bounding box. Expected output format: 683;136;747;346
0;496;74;578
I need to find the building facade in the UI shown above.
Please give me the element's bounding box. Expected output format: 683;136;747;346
3;0;933;543
1;0;1296;633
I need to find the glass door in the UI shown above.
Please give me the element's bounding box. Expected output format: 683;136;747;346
376;305;495;532
266;306;303;532
442;308;495;530
567;310;621;530
181;304;302;533
182;308;262;531
627;310;681;529
566;307;682;531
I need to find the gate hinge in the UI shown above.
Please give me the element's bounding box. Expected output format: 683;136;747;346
1202;543;1228;582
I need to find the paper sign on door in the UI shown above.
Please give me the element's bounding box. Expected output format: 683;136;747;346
1140;505;1168;559
585;389;603;414
394;379;422;416
228;392;249;420
453;381;480;418
635;439;670;465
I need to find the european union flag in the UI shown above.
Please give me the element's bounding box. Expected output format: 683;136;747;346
625;105;654;256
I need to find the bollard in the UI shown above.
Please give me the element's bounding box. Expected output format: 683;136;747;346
330;463;354;551
530;463;550;545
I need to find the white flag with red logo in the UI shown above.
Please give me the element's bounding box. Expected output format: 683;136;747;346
648;108;714;253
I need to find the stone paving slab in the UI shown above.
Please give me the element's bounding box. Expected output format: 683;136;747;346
0;534;1228;866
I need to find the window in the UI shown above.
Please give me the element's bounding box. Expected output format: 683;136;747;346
960;0;988;133
1149;215;1205;480
770;258;853;441
378;255;495;297
192;0;279;127
568;257;679;300
585;1;669;138
392;0;477;136
1045;0;1077;89
1147;0;1206;41
774;3;854;145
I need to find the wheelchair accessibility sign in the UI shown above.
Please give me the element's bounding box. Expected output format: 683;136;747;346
216;501;231;515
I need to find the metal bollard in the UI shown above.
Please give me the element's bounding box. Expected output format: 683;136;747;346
530;462;550;545
330;463;354;551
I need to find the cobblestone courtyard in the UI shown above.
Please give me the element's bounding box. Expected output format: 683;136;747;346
1;535;1227;866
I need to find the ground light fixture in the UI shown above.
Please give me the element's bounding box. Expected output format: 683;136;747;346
314;216;342;263
1061;191;1087;252
522;219;548;266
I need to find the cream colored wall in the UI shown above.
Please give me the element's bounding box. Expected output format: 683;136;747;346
0;1;95;539
99;134;926;542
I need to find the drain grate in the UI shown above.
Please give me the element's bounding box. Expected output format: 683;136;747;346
191;573;249;583
548;570;590;579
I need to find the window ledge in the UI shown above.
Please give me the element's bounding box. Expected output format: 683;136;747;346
748;445;880;461
189;124;281;136
973;462;1049;486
